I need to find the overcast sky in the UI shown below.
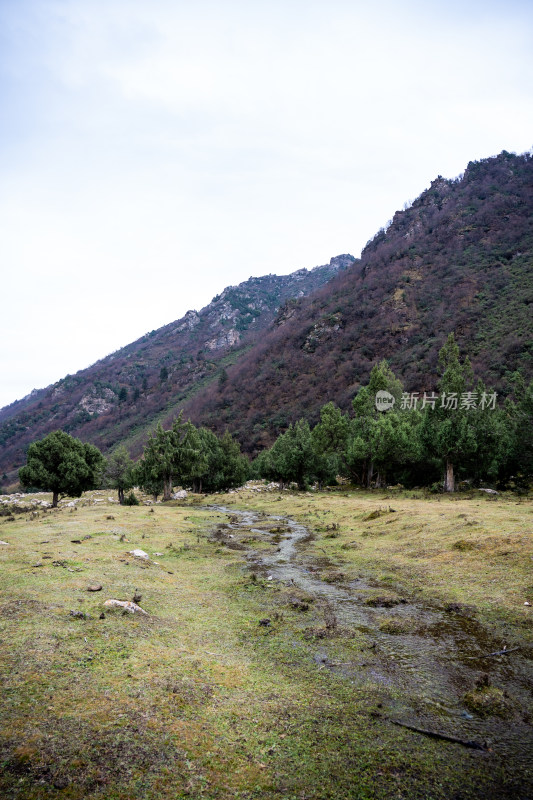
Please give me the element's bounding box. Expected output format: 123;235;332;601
1;0;532;410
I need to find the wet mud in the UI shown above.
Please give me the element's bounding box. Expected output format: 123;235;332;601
208;505;533;775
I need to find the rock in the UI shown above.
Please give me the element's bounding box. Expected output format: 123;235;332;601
132;589;142;604
171;490;188;500
69;610;90;620
103;599;148;615
0;541;9;545
479;488;498;495
129;549;149;560
258;618;271;626
87;584;103;592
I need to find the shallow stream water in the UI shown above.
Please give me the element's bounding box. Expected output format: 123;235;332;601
208;505;533;770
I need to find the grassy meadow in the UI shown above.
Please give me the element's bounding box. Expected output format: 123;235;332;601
0;486;532;799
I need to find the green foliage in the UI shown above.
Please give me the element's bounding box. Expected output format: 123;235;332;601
137;418;249;497
420;334;478;491
19;430;105;507
258;419;317;489
505;373;533;481
138;414;204;501
311;403;351;486
347;361;417;487
104;445;135;504
123;490;140;506
194;428;249;492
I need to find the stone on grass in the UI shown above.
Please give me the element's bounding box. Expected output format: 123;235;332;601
103;599;148;615
87;584;103;592
129;549;149;560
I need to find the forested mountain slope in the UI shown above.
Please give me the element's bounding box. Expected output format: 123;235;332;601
0;256;354;480
1;150;531;478
182;151;533;454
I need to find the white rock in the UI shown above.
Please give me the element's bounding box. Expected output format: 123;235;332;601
103;599;148;615
171;490;188;500
0;540;9;545
525;601;531;607
129;549;149;560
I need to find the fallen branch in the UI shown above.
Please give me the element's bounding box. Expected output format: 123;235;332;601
464;646;520;660
389;719;487;751
487;647;519;657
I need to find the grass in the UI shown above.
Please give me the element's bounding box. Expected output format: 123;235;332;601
0;487;531;799
218;486;533;641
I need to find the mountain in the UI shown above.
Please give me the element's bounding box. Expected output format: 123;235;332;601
0;255;355;482
179;150;533;453
1;150;532;482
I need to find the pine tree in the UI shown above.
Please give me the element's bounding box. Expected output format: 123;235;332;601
19;430;105;507
420;334;476;492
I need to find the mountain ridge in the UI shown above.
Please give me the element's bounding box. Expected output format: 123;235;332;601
0;255;355;480
1;149;531;482
178;150;533;453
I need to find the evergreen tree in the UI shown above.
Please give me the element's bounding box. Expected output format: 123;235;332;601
196;428;249;492
105;445;135;504
139;414;204;501
420;333;476;492
505;374;533;482
19;430;105;507
347;360;406;487
312;402;350;484
265;419;317;489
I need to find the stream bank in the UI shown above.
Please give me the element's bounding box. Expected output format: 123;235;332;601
208;504;533;783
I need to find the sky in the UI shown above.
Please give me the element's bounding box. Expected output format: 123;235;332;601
1;0;532;410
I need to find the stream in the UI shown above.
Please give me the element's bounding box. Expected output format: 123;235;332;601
208;505;533;770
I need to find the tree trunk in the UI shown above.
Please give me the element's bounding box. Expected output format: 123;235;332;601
52;491;58;508
444;460;455;492
163;476;173;501
118;487;125;505
366;460;374;488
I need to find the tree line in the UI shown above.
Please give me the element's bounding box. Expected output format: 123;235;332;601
252;334;532;492
18;415;248;507
18;335;532;503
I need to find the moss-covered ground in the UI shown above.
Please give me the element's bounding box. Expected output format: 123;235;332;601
0;487;531;799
